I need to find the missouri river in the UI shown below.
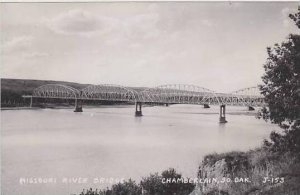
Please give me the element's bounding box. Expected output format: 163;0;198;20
1;105;280;195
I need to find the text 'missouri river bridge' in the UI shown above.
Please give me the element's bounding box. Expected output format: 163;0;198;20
22;84;265;123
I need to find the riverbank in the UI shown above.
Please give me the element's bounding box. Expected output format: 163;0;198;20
1;107;41;110
190;143;300;195
1;105;259;116
74;149;300;195
74;150;300;195
0;104;159;111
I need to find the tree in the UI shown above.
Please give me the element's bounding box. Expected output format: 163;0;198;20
140;168;195;195
110;179;142;195
289;7;300;29
259;7;300;155
140;173;164;195
161;168;184;195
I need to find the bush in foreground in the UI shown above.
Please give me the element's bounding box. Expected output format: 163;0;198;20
78;168;195;195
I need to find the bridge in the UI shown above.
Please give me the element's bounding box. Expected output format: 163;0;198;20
22;84;265;123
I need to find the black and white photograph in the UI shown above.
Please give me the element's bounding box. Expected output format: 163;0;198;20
0;1;299;195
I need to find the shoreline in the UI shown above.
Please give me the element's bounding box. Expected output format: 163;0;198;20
1;106;259;116
0;105;135;111
1;107;42;111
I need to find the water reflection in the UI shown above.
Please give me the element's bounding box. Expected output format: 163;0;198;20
218;122;226;135
134;116;142;123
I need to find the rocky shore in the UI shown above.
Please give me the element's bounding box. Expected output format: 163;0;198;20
190;149;300;195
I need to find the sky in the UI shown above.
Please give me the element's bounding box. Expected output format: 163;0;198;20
0;2;299;92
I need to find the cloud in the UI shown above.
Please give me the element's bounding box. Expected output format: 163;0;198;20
281;7;292;17
102;12;162;46
283;18;294;28
1;36;49;59
122;13;161;40
281;7;297;28
1;36;34;53
22;52;49;59
44;9;162;42
45;9;117;36
201;19;214;27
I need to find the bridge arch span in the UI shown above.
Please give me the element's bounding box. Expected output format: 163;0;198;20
155;84;215;93
231;86;263;98
228;86;265;106
139;84;220;104
32;84;80;99
81;84;137;102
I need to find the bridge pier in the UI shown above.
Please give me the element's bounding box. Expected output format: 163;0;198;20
135;102;142;117
74;99;83;112
203;104;210;108
219;105;227;123
248;106;255;111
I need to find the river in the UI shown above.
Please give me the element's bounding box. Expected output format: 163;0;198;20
1;105;280;195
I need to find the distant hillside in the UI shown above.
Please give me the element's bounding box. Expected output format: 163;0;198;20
0;78;90;107
0;78;148;107
1;78;90;93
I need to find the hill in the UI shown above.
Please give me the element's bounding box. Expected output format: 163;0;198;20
0;78;148;107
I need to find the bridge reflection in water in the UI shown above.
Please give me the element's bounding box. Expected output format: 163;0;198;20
22;84;265;123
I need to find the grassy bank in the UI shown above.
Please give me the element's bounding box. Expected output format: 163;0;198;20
191;142;300;194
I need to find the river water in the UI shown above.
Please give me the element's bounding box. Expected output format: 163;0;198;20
1;105;280;195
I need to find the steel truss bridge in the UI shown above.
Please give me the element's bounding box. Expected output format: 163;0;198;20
23;84;265;122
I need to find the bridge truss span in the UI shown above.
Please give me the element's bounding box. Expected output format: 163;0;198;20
26;83;267;121
29;83;266;107
139;84;220;104
228;86;265;107
32;84;80;99
80;84;137;102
